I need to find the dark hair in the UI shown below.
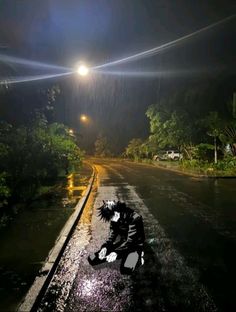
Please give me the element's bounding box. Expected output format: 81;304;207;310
97;201;127;222
97;203;114;222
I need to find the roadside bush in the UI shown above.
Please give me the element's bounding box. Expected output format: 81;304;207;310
181;159;211;172
192;143;214;161
0;117;84;203
213;155;236;172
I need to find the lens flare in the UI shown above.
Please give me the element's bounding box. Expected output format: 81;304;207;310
0;71;73;85
0;54;73;84
0;54;72;72
0;14;234;84
92;66;225;78
92;14;235;70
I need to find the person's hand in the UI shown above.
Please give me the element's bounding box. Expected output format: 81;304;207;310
98;247;107;260
141;251;145;265
106;252;117;262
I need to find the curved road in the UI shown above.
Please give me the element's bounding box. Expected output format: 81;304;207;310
38;158;236;312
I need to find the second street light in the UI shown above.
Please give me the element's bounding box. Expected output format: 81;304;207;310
80;114;88;123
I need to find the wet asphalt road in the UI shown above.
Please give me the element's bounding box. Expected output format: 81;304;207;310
38;159;236;312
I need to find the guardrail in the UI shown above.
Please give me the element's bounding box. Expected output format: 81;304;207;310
18;165;95;312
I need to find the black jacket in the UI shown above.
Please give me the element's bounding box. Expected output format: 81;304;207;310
102;207;145;253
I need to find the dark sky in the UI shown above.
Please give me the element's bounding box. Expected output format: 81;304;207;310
0;0;235;152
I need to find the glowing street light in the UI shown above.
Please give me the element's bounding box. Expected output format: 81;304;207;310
68;129;74;135
77;64;89;76
80;114;88;122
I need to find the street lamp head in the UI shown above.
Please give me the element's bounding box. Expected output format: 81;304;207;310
77;65;89;76
80;114;88;122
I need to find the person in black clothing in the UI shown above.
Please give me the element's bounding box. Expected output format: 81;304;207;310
88;200;145;274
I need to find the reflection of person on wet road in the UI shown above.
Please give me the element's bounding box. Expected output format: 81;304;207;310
88;200;145;274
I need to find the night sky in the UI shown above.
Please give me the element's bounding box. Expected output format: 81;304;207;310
0;0;235;153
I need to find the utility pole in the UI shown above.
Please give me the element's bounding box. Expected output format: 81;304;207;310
214;136;217;164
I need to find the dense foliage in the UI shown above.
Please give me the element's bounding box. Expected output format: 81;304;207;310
124;76;236;173
0;115;83;205
94;133;112;157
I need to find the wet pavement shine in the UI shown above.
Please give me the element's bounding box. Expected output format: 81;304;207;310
0;164;92;312
38;158;236;312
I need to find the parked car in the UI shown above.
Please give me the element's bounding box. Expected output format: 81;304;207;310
153;153;167;161
165;150;183;160
153;150;182;161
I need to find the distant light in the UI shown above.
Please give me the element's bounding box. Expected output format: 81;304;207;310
78;65;89;76
69;129;74;135
80;114;88;122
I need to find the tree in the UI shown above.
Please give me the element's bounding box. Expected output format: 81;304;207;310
125;138;143;159
219;94;236;156
94;134;111;157
220;126;236;156
146;106;194;158
0;116;84;202
200;112;223;164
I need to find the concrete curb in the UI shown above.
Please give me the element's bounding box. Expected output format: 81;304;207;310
17;166;96;312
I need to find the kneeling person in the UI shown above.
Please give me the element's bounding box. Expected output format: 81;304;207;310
88;200;145;274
